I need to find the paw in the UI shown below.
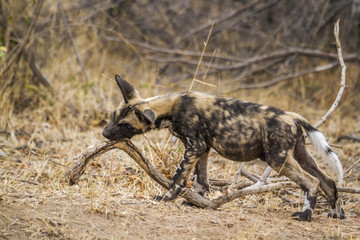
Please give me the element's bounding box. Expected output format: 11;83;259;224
328;208;345;219
291;209;312;222
153;195;171;202
153;184;184;202
181;200;201;207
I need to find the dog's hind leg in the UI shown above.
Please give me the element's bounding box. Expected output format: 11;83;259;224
294;135;345;219
193;150;210;196
265;148;320;222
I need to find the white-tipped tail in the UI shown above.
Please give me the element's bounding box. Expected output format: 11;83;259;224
307;131;344;186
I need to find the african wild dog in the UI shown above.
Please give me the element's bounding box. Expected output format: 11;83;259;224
102;74;345;222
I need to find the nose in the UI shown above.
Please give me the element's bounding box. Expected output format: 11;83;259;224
102;128;111;139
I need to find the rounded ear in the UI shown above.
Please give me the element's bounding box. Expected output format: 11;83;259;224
142;109;156;124
135;109;156;129
115;74;136;103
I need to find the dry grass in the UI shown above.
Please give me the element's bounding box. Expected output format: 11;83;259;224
1;3;360;238
1;54;360;238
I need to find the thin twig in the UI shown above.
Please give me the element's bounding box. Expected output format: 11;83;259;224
189;21;214;91
344;158;360;176
0;175;41;185
90;222;111;237
314;19;346;129
57;0;90;82
337;135;360;142
24;49;53;89
48;158;69;169
201;50;217;83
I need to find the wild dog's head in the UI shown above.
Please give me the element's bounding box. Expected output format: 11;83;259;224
102;75;156;140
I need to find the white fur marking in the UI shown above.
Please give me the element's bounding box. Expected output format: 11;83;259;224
164;190;172;198
302;192;314;213
308;131;344;186
330;208;336;215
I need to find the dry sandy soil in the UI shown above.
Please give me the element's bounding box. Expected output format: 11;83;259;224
1;118;360;240
1;195;360;240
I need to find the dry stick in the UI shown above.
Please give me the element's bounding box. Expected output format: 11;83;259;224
344;158;360;176
66;140;216;208
201;50;217;83
65;140;283;209
24;49;53;89
66;141;118;185
314;19;346;129
337;135;360;142
65;140;359;210
48;158;69;169
57;0;90;82
0;175;41;186
189;21;214;91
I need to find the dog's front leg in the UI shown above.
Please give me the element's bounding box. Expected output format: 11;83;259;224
154;141;207;201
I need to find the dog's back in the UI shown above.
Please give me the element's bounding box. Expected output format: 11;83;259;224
170;92;298;162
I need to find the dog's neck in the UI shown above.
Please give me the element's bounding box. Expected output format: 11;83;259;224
142;92;182;129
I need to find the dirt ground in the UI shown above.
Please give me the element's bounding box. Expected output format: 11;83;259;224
1;124;360;239
1;189;360;239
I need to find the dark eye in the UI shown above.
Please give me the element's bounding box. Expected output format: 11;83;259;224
123;123;132;129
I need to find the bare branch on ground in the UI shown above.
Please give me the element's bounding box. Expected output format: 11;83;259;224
66;140;360;209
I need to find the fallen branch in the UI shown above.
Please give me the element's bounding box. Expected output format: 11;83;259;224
66;140;360;209
336;135;360;143
66;140;216;208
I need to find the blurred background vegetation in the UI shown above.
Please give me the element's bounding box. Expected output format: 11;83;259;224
0;0;359;133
